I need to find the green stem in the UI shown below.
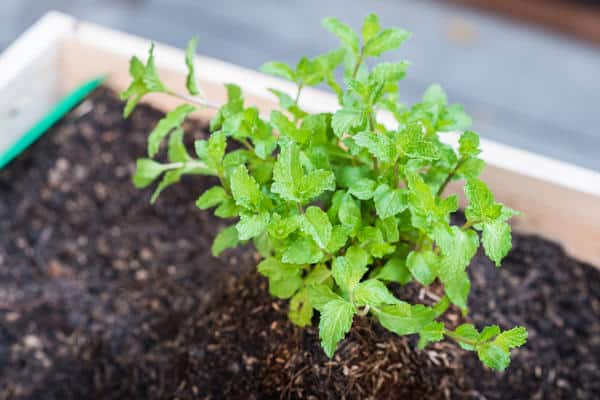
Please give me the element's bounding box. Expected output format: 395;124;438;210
167;90;220;109
436;157;466;197
445;330;478;347
461;219;480;230
351;50;364;80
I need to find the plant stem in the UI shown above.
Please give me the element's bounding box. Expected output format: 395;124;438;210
168;90;221;109
445;330;478;347
436;157;466;197
351;50;364;80
461;219;480;230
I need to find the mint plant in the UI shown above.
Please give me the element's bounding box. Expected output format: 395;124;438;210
121;14;527;371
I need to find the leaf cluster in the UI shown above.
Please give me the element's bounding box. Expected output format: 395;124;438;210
122;13;527;370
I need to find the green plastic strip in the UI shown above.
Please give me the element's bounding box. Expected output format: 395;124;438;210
0;76;105;170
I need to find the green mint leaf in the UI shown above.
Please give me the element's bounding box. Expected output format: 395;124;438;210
332;108;364;138
319;299;355;358
423;84;447;106
299;169;336;203
482;220;512;267
132;159;168;188
361;13;381;43
496;326;528;349
307;284;342;312
147;104;196;157
332;253;367;294
326;225;350;253
211;225;239;256
357;226;396;258
418;321;445;349
363;28;410;57
477;342;510;371
464;179;502;223
185;37;200;95
230;165;263;210
288;288;314;327
268;89;307;120
455;157;485;180
296;56;325;86
370;256;411;284
236;212;270;240
353;131;395;163
196;186;228;209
369;62;409;84
270;110;308;144
353;279;399;307
268;215;301;239
271;140;303;202
214;198;239;218
453;324;480;350
257;257;302;299
434;226;479;309
348;178;376;200
166;128;191;162
301;206;333;249
376;217;399;243
338;193;362;233
304;264;332;286
406;250;439;285
376;302;436;336
260;61;296;81
282;235;323;264
396;123;440;160
479;325;501;342
458;131;481;158
374;184;408;219
322;17;360;54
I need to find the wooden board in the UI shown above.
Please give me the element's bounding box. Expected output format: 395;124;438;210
2;11;600;266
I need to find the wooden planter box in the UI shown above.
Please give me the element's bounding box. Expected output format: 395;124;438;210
2;11;600;267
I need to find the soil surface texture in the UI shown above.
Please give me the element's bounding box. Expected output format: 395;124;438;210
0;88;598;399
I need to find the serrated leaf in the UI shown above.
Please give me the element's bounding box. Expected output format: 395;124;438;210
326;225;350;253
482;220;512;267
301;206;332;249
271;140;303;202
363;28;410;57
479;325;501;342
332;108;364;138
196;186;228;209
305;264;332;286
453;323;480;351
332;254;367;294
459;131;480;158
268;88;307;120
396;123;440;160
464;179;502;223
236;212;270;240
370;257;411;284
496;327;528;349
270;110;308;143
348;178;376;200
211;225;239;256
319;299;355;358
362;13;380;43
214;197;239;218
353;131;395;163
132;159;169;188
369;62;409;85
282;235;323;264
374;184;408;219
260;61;296;81
338;193;361;232
376;217;399;243
147;104;196;157
406;250;439;285
299;169;336;202
477;342;510;371
434;226;479;309
322;17;360;54
307;284;342;311
354;279;399;307
257;257;302;299
418;321;445;349
423;84;447;106
185;37;200;95
268;215;301;239
376;302;436;336
230;165;263;210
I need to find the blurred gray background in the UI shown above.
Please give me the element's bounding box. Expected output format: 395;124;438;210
2;0;599;170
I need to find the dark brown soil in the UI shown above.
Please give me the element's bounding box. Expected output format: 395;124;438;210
0;88;598;399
